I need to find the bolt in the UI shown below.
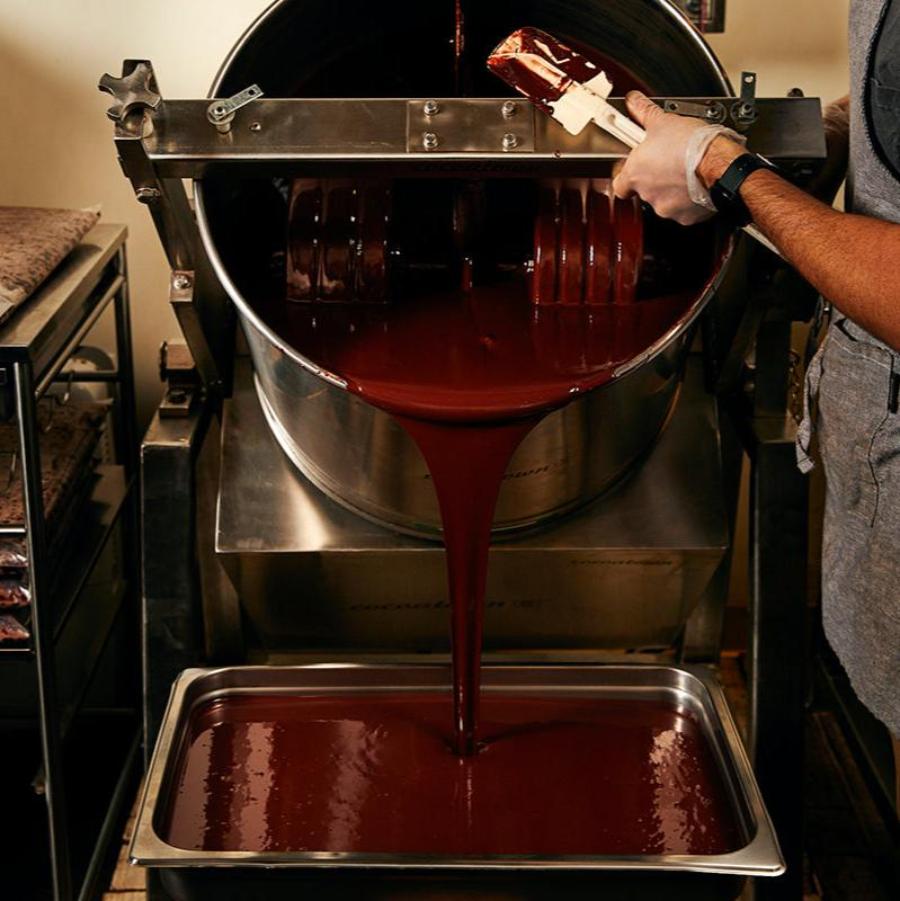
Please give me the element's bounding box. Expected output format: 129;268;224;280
501;100;518;119
135;186;161;204
249;120;262;132
501;132;519;151
210;103;228;121
423;99;440;117
423;132;439;150
172;273;192;291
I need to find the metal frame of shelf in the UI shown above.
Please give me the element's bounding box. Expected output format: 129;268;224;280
0;224;140;901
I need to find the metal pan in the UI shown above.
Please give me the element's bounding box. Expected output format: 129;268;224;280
131;664;783;900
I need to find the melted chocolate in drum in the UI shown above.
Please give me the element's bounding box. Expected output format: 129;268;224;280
164;694;742;856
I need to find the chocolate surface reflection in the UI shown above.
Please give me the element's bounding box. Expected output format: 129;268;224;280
259;285;695;421
164;694;740;856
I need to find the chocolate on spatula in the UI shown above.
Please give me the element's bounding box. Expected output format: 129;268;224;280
488;27;783;256
487;27;645;144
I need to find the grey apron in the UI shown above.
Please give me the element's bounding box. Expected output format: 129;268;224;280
798;0;900;736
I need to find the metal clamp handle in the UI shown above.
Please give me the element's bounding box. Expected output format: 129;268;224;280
207;84;264;134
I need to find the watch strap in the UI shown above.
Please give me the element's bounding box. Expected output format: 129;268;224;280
710;153;778;226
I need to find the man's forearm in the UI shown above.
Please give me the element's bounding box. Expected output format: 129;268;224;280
699;138;900;351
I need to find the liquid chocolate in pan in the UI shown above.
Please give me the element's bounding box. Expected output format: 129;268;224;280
163;693;742;857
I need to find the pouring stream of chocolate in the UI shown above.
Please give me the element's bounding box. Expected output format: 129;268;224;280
260;34;721;756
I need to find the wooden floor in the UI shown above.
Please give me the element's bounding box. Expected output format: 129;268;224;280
103;801;145;899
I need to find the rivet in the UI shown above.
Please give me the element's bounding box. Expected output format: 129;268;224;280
423;132;439;150
501;132;519;151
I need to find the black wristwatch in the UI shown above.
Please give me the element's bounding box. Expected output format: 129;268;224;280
709;152;778;226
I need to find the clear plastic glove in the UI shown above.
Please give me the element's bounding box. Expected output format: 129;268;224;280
612;91;746;226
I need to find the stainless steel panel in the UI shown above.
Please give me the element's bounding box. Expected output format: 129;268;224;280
215;356;728;653
142;97;823;177
131;663;783;879
406;98;536;154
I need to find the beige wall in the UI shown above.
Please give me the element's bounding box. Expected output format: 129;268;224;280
0;0;849;427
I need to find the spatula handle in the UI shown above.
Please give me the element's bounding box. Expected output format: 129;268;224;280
601;107;782;258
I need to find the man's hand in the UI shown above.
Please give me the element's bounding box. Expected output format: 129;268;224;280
612;91;744;226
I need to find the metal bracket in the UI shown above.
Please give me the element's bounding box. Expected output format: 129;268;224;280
663;99;728;125
207;84;264;134
407;99;535;153
100;61;196;273
168;270;222;400
732;71;758;131
159;339;198;418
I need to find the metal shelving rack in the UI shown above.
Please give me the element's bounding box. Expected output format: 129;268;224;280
0;223;140;901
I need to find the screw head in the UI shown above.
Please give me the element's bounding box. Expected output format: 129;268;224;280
423;99;440;117
423;132;439;150
135;186;161;204
501;132;519;151
172;273;192;290
501;100;518;119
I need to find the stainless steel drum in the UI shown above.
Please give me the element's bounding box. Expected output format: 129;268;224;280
196;0;735;537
